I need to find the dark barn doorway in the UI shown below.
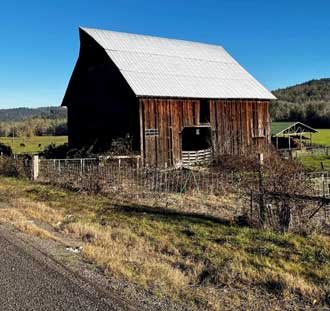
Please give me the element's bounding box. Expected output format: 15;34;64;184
182;127;212;151
181;127;213;166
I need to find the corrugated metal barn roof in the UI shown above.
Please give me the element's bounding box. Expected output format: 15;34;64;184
81;27;276;100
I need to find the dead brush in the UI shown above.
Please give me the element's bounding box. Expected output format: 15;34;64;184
77;168;108;194
212;148;319;233
0;156;30;178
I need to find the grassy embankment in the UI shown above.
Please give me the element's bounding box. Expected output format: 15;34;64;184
0;136;67;154
0;177;329;310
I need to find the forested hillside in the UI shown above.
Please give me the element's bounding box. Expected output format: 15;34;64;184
271;78;330;127
0;107;67;137
273;78;330;103
0;107;67;122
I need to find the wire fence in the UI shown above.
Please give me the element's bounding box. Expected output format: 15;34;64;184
249;191;330;234
278;146;330;159
35;158;330;198
2;155;330;233
38;158;242;195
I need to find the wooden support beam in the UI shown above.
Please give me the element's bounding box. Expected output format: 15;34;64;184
139;99;145;166
288;135;291;150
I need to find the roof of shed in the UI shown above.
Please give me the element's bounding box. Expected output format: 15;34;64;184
271;122;318;136
80;27;276;100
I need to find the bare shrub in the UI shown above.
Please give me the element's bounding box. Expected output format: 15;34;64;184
78;168;108;194
213;147;319;233
0;157;30;178
213;147;311;195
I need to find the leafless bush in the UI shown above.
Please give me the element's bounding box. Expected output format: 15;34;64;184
212;147;321;233
213;147;311;194
247;192;330;234
0;157;31;178
78;168;108;194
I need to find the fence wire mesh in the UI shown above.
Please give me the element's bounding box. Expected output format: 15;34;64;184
2;155;330;233
38;158;242;195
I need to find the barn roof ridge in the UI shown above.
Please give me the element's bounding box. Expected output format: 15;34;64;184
80;26;226;50
79;27;276;100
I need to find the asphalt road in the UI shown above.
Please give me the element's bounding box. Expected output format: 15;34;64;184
0;225;128;311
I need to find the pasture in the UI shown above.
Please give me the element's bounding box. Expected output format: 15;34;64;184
313;129;330;146
299;154;330;171
298;129;330;170
0;136;67;154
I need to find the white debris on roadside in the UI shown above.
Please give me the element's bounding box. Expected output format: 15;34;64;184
65;246;82;254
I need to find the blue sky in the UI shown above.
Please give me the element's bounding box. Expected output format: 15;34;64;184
0;0;329;108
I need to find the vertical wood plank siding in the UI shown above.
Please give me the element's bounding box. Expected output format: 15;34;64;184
140;98;270;167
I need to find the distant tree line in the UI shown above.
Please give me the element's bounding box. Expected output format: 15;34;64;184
0;117;67;137
0;106;67;122
273;78;330;104
271;78;330;127
270;100;330;127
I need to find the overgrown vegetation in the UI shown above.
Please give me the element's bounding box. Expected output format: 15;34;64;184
0;177;329;310
40;143;98;159
40;136;135;159
0;157;30;178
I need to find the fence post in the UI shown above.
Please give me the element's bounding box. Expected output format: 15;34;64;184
136;157;140;170
258;153;266;227
32;155;39;181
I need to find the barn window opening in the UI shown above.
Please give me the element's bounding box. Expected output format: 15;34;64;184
252;103;265;137
182;127;212;151
200;100;210;124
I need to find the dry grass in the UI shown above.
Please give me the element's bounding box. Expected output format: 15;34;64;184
0;208;57;240
0;177;329;310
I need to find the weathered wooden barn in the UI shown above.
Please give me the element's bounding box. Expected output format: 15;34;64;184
62;27;275;167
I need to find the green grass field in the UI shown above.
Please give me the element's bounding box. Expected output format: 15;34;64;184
296;129;330;170
0;136;67;154
299;155;330;171
312;129;330;146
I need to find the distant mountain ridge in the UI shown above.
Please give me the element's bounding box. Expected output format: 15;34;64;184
272;78;330;104
0;107;67;122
